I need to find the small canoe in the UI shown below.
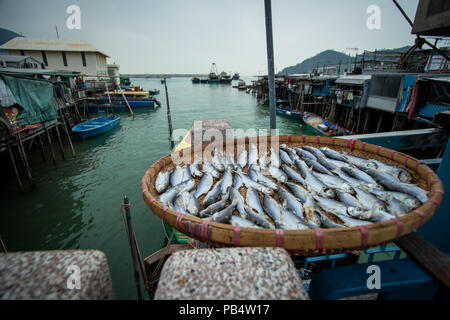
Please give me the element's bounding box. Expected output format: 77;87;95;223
302;112;354;137
72;116;120;139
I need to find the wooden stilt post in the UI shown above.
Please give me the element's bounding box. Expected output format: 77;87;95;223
37;134;46;161
6;143;24;193
59;112;76;157
16;133;34;189
44;123;57;168
55;124;66;160
376;111;384;133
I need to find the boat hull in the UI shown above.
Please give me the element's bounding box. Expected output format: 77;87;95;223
302;113;354;136
276;108;302;119
88;99;157;112
72;116;120;139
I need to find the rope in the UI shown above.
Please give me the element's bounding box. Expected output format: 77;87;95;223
0;236;7;253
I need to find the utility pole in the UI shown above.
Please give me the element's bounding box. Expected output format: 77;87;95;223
264;0;276;131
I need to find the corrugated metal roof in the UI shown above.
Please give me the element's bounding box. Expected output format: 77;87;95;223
335;74;372;85
0;55;40;63
0;38;109;57
0;67;81;76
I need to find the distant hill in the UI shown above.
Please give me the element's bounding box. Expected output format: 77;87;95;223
280;50;354;75
0;28;22;46
280;46;413;75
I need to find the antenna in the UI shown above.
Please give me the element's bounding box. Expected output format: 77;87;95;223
55;25;60;39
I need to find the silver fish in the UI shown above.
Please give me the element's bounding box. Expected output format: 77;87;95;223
302;195;322;228
220;169;233;195
259;151;270;169
360;167;428;203
175;191;200;216
235;170;274;195
333;168;372;188
231;215;261;228
293;147;317;161
237;150;248;168
313;172;353;193
278;209;310;230
159;179;195;206
202;162;221;179
269;166;288;183
320;147;348;162
209;200;237;223
316;156;343;171
304;168;335;198
281;164;307;186
304;158;334;175
230;188;246;215
341;166;378;186
155;170;171;193
189;162;203;178
195;172;214;199
201;190;230;217
318;211;346;228
386;194;410;217
212;148;225;172
278;187;304;219
326;211;372;227
279;149;294;165
248;143;259;165
170;165;184;186
203;179;223;206
181;166;191;182
313;195;361;217
365;187;420;210
336;190;362;208
294;159;309;179
366;159;413;183
285;182;309;203
246;188;265;215
233;167;244;190
353;186;386;211
187;191;201;216
286;148;299;161
248;165;259;182
244;205;275;229
341;152;370;167
302;146;325;158
263;194;282;222
270;147;280;168
254;170;279;191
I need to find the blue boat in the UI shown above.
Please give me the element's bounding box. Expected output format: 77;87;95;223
276;108;302;119
72;116;120;139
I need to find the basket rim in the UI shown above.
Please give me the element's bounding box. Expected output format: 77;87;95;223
141;135;445;252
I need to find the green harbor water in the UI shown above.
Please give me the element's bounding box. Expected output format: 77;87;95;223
0;77;310;299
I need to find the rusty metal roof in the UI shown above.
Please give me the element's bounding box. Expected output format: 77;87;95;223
0;38;109;57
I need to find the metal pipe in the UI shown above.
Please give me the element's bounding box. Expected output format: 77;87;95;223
123;196;143;300
264;0;277;131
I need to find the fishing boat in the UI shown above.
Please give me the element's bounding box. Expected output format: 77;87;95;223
191;77;200;84
276;107;302;119
199;78;208;84
302;112;354;136
219;71;232;84
149;89;160;95
89;91;161;112
232;72;240;80
72;116;120;139
207;63;221;84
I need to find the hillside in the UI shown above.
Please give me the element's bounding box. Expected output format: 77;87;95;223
280;46;413;75
280;50;354;74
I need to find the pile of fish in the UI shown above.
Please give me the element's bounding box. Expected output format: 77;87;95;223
154;143;429;230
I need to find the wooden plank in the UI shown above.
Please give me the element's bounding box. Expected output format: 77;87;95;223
395;232;450;289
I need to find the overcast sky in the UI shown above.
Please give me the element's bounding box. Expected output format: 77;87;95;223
0;0;421;75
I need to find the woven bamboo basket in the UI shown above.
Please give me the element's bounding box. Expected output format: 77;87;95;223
142;135;445;255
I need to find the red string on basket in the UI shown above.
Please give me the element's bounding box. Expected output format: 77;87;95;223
315;228;324;251
233;226;241;246
275;229;284;248
358;226;369;248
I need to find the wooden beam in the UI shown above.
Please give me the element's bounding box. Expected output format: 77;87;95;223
395;232;450;289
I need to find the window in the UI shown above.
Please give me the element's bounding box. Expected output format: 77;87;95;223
62;51;67;66
41;51;48;66
369;75;402;99
20;50;25;56
81;52;86;67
